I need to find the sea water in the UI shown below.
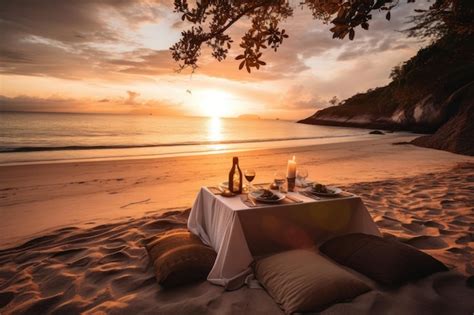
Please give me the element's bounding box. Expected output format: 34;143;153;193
0;112;372;165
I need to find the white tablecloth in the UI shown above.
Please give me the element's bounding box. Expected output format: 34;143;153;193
188;187;381;287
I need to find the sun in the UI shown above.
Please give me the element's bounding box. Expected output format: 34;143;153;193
198;89;235;117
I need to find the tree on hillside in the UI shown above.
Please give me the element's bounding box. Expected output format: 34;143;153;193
328;96;339;106
170;0;474;73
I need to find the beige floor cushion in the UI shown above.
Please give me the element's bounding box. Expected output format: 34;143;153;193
145;229;216;288
254;249;371;314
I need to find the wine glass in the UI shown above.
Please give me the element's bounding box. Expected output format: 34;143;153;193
274;171;286;193
244;169;256;192
297;168;309;187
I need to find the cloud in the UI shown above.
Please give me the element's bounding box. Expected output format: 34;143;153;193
125;90;140;105
0;0;175;80
0;1;429;83
0;1;431;119
335;1;430;61
277;85;326;110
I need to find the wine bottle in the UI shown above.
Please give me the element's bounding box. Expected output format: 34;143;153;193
228;156;243;194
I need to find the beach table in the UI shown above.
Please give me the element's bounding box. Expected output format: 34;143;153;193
188;186;381;287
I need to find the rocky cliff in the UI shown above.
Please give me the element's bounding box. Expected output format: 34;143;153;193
299;35;474;155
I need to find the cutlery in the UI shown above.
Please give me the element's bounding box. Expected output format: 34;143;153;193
299;191;321;200
247;195;257;207
285;195;303;203
253;183;271;189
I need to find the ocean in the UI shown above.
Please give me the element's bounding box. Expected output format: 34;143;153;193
0;112;372;165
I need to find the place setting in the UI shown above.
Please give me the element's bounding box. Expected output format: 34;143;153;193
188;153;386;296
207;155;350;209
299;183;354;200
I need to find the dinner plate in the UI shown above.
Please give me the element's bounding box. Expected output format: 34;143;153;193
220;181;250;192
305;185;342;197
250;189;285;203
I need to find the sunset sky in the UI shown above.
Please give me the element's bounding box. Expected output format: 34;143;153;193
0;0;429;120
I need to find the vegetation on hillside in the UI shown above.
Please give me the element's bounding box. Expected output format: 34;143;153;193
299;33;474;133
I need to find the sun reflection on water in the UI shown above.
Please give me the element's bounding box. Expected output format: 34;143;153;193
207;116;225;150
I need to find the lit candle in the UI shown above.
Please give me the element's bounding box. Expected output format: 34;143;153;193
287;155;296;178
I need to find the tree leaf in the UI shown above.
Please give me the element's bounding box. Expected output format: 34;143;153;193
386;11;391;21
361;22;369;30
373;0;386;10
235;55;245;60
239;60;245;70
349;28;355;40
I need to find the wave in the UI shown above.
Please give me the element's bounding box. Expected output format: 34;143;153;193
0;134;362;153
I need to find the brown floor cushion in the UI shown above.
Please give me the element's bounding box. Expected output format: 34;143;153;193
145;229;216;288
254;249;371;314
319;233;448;286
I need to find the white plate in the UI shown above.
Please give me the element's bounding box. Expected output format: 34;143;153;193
305;185;342;197
250;189;285;203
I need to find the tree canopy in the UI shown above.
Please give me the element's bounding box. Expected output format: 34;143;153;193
170;0;473;73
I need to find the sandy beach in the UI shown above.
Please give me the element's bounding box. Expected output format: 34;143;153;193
1;134;473;314
1;133;473;248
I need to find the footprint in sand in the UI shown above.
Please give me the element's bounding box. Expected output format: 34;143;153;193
17;293;63;315
98;251;131;264
424;221;446;229
404;236;449;249
455;233;473;244
51;247;87;261
401;223;425;233
0;291;15;309
68;256;92;268
447;247;469;255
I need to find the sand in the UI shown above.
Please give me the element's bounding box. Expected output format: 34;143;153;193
1;133;473;248
1;134;474;314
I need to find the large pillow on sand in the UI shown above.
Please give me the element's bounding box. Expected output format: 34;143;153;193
145;229;216;288
254;249;370;314
319;233;448;286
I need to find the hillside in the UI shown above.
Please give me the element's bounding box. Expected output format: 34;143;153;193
298;34;474;155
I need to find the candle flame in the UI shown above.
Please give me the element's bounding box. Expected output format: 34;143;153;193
292;155;296;161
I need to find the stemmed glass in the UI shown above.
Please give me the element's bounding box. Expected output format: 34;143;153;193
297;168;309;187
244;169;256;192
274;171;286;193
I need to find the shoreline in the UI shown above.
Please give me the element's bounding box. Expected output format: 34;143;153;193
1;134;473;248
0;131;389;167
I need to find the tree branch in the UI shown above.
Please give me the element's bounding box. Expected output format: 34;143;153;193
202;0;272;42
